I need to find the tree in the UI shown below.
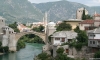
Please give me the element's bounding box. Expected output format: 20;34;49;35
74;26;80;33
55;50;74;60
82;8;93;20
32;25;44;32
9;22;20;32
56;22;72;31
82;8;86;20
76;31;88;43
85;14;93;19
94;51;100;58
56;47;64;54
38;52;50;60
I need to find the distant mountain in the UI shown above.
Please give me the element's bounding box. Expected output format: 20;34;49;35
0;0;100;24
0;0;43;23
34;1;100;22
90;6;100;13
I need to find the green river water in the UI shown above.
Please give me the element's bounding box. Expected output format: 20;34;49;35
0;43;44;60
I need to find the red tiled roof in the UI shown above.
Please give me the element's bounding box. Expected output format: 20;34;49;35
20;24;26;28
94;13;100;17
79;20;94;24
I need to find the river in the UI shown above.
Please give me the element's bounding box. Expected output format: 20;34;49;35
0;43;44;60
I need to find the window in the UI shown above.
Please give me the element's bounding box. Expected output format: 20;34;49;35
90;34;95;37
93;41;95;44
55;38;60;40
90;41;92;44
66;49;69;53
61;38;65;42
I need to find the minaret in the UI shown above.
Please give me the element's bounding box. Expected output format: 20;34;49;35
44;12;48;34
44;12;48;43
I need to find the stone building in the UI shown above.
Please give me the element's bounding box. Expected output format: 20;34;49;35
0;16;16;51
93;12;100;20
64;19;83;30
51;31;77;46
76;7;88;19
88;27;100;52
47;22;56;36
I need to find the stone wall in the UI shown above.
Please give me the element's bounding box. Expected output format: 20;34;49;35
8;33;16;51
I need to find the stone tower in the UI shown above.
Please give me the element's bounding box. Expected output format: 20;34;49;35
76;7;88;19
0;17;5;34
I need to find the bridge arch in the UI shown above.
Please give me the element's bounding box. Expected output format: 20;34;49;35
15;31;46;43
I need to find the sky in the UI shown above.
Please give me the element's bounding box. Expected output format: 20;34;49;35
28;0;100;6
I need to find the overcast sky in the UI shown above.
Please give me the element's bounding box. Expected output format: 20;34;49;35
28;0;100;6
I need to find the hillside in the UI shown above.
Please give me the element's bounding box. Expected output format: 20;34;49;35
0;0;43;23
0;0;100;23
34;1;100;22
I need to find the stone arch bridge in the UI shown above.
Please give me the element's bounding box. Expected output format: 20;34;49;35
15;31;46;43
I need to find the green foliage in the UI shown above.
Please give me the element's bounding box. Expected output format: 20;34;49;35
0;46;9;53
82;8;86;20
94;51;100;58
32;25;44;32
76;31;88;43
74;43;83;51
56;47;64;54
0;42;2;47
85;15;93;19
74;26;81;33
38;52;50;60
55;53;75;60
17;34;44;50
48;35;52;42
17;40;26;51
82;8;93;20
56;22;72;31
19;34;44;43
33;36;44;43
8;22;20;32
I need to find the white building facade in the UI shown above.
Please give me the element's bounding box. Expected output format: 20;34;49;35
88;27;100;48
51;31;77;46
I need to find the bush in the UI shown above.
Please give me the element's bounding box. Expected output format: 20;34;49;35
75;43;83;51
56;47;64;54
17;40;26;51
38;52;49;60
56;22;72;31
0;46;9;53
94;51;100;58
